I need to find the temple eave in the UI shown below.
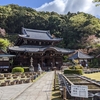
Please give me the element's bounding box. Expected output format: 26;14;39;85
18;35;62;42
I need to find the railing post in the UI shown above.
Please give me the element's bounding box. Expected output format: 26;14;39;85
63;86;67;100
54;79;56;90
55;69;56;79
54;68;56;90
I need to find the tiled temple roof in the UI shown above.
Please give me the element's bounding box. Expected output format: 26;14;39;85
9;45;74;54
19;27;62;41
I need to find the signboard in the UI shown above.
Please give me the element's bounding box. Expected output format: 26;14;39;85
71;85;88;98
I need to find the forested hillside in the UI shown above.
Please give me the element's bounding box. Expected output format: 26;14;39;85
0;4;100;54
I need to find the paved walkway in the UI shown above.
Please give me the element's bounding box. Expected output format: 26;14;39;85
0;71;54;100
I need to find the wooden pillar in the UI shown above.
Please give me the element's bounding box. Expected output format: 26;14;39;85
61;57;63;66
53;57;55;67
41;57;43;69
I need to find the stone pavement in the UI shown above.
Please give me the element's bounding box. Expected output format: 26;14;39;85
0;71;54;100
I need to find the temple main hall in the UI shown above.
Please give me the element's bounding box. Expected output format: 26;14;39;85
8;28;74;71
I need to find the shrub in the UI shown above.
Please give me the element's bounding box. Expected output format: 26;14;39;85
23;67;29;72
64;69;83;75
75;65;83;69
69;66;75;69
69;65;83;69
12;67;24;73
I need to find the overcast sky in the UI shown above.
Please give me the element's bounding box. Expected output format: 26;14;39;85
0;0;100;18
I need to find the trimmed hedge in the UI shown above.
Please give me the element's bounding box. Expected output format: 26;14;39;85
12;67;24;73
64;69;83;75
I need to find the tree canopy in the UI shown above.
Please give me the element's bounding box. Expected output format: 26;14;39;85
93;0;100;2
93;0;100;6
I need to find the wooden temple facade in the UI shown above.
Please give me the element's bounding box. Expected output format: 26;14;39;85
8;28;74;71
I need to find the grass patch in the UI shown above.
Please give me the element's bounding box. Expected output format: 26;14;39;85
83;72;100;81
52;84;62;100
51;74;63;100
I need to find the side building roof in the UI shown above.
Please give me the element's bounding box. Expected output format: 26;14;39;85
0;49;15;58
69;51;93;59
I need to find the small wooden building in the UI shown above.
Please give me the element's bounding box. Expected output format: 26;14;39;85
69;51;93;67
0;50;15;72
8;28;74;71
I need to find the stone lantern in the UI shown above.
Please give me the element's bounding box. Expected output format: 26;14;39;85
29;57;34;72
